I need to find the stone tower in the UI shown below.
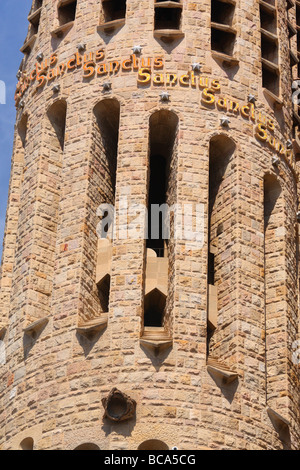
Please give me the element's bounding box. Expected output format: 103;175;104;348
0;0;299;451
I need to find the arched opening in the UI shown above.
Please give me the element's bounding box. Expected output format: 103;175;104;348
143;110;178;338
144;288;167;327
97;274;111;314
1;113;28;324
47;100;67;150
147;154;167;258
18;113;28;148
138;439;169;451
147;110;179;257
92;100;120;323
20;437;34;450
25;100;67;323
93;99;120;209
74;443;100;450
207;134;236;356
263;174;284;403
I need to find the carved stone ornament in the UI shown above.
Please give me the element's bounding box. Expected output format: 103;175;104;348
102;388;136;422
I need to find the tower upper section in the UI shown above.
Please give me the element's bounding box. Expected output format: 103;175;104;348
0;0;299;451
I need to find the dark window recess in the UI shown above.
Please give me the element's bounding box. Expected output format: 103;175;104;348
211;28;236;56
147;155;167;258
259;1;279;95
47;100;67;151
297;33;300;52
261;36;278;64
297;5;300;26
58;0;77;26
208;252;215;286
30;16;41;36
154;6;181;30
262;64;279;96
211;0;234;25
97;274;111;314
20;438;34;451
260;6;277;34
144;289;166;327
102;0;127;22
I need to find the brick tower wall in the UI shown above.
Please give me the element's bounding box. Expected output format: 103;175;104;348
0;0;299;450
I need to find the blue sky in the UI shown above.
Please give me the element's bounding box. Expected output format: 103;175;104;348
0;0;32;259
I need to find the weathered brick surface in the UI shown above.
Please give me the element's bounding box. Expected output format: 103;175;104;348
0;0;299;450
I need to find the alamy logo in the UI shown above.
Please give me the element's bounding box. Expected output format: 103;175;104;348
0;80;6;105
96;193;205;251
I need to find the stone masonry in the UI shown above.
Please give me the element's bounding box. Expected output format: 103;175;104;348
0;0;299;450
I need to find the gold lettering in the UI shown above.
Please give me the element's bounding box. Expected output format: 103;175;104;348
166;74;177;86
277;142;286;155
67;57;76;71
83;52;93;63
190;71;196;87
30;69;36;81
122;58;132;70
268;136;277;150
229;101;240;114
47;69;56;81
75;52;82;67
267;119;275;132
50;54;58;66
211;79;221;91
56;63;66;77
109;61;120;73
96;49;105;62
255;123;268;142
36;70;46;88
179;73;189;86
154;57;164;69
153;73;164;85
241;104;251;119
83;61;95;78
199;77;209;89
141;58;151;68
97;63;108;75
258;113;266;125
137;67;151;84
132;54;139;70
217;97;227;111
201;88;216;106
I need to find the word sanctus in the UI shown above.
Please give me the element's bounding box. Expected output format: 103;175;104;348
15;49;295;172
15;49;165;105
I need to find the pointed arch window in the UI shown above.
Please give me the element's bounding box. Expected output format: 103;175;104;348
263;174;285;406
77;100;120;335
140;110;178;354
207;135;236;356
